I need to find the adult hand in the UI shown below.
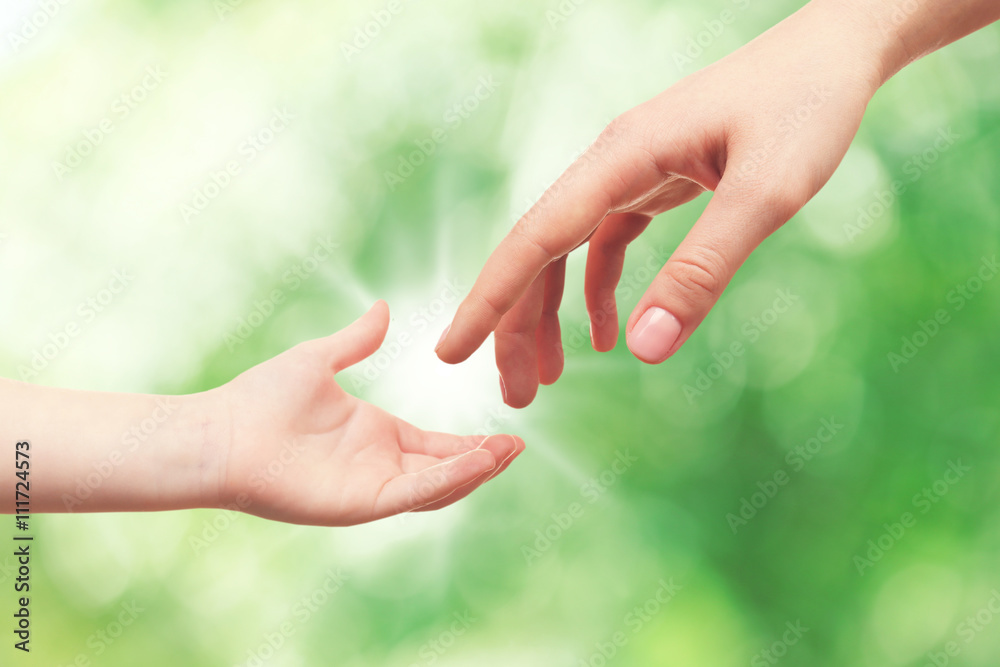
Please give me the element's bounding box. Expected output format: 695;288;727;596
435;0;892;407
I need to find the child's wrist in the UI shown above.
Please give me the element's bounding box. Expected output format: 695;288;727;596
176;388;233;511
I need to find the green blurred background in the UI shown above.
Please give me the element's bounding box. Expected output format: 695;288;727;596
2;0;1000;665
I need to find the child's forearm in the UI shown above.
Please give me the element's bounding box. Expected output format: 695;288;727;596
0;301;526;526
0;378;226;514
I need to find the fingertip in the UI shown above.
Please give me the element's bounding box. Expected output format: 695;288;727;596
434;322;450;354
482;434;525;482
497;327;541;407
358;299;390;337
478;433;518;464
626;306;682;364
503;381;537;409
435;334;474;365
538;365;563;386
589;318;619;353
436;299;501;364
433;315;464;363
536;325;564;386
372;297;390;319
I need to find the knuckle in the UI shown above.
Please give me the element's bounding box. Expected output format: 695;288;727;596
753;181;804;227
600;113;632;143
719;180;797;235
540;298;560;316
511;219;558;260
664;246;729;305
493;328;535;345
592;111;644;163
470;290;508;324
722;160;814;234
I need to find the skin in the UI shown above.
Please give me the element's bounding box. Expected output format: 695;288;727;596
434;0;1000;408
2;301;524;526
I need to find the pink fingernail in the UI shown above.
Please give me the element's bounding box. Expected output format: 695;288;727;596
499;375;507;403
435;324;451;352
627;307;681;364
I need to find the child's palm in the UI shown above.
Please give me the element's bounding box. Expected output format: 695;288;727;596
218;301;522;526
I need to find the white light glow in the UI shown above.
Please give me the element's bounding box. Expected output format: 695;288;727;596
346;291;510;438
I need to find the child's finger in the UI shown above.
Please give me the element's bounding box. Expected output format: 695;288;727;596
373;448;495;518
312;300;390;373
414;435;524;512
398;423;483;458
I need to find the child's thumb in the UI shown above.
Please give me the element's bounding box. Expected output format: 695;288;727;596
322;300;391;373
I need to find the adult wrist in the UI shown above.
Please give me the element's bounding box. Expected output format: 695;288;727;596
806;0;916;89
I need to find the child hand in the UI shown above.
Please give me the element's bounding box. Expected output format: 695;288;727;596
217;301;524;526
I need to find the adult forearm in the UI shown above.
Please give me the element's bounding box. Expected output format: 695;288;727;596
0;379;226;514
829;0;1000;82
